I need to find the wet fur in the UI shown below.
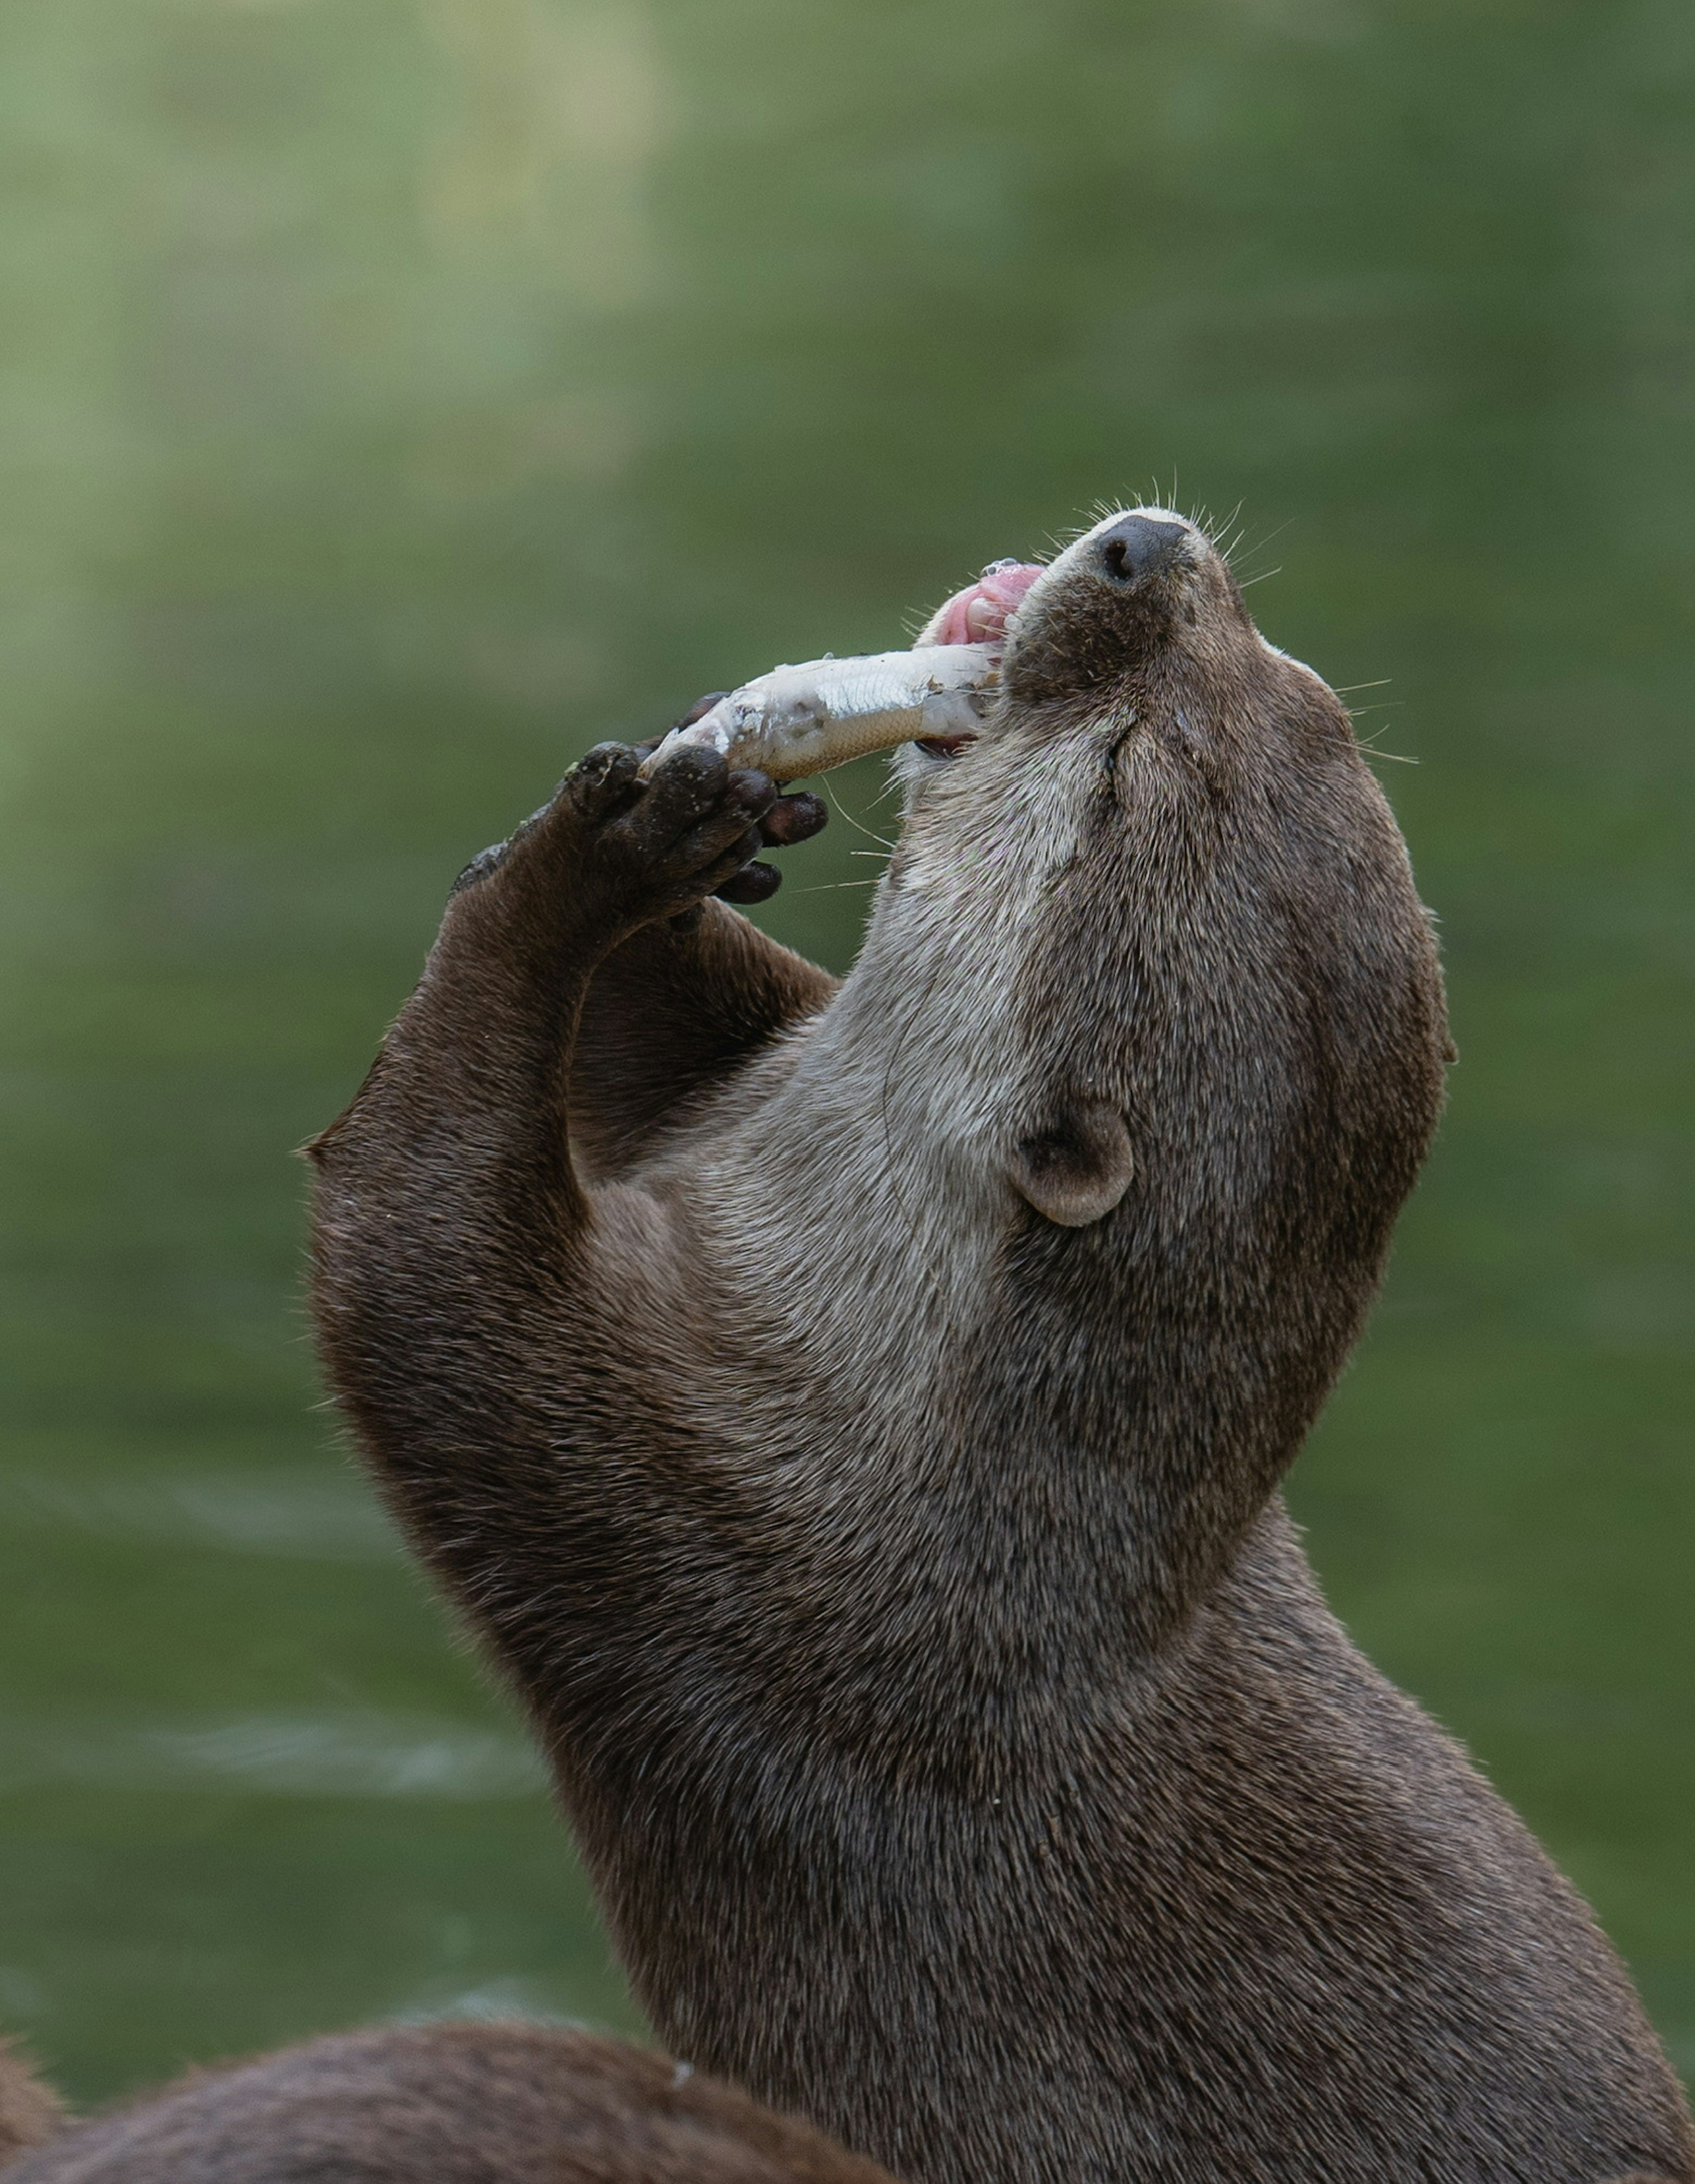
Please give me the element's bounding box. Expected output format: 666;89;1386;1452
0;2024;896;2184
308;511;1694;2184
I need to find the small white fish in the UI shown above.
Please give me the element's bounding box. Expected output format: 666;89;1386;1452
638;643;999;785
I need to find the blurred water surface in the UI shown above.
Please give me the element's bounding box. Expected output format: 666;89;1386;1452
1;0;1691;2103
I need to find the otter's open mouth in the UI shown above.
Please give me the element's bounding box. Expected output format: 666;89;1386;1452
914;558;1043;759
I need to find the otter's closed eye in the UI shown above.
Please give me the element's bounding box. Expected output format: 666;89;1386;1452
1008;1102;1134;1227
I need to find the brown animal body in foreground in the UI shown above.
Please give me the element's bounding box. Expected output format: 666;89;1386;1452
0;2023;898;2184
309;510;1695;2183
0;2045;61;2167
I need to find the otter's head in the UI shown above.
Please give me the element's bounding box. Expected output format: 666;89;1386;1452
876;507;1449;1268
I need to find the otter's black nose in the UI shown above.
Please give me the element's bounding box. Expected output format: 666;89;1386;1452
1095;514;1188;586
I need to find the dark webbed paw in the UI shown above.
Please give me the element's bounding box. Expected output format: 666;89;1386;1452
452;692;829;924
559;732;827;932
579;742;777;922
711;789;828;907
656;693;829;908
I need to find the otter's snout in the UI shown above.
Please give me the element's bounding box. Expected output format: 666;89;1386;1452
1094;513;1189;587
989;506;1213;709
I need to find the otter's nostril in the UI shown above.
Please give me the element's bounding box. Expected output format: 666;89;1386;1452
1096;515;1187;587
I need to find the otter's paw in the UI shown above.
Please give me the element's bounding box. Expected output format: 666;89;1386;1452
452;703;827;921
569;707;829;921
584;740;775;916
645;690;828;908
554;738;828;935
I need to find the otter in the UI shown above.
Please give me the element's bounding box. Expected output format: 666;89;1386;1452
307;509;1695;2184
0;2023;900;2184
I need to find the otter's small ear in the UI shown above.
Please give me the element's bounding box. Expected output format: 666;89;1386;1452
1009;1103;1134;1228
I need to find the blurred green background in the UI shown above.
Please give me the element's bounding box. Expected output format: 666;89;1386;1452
0;0;1691;2109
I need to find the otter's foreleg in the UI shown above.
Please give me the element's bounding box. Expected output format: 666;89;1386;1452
569;819;836;1176
306;742;799;1602
445;729;833;1177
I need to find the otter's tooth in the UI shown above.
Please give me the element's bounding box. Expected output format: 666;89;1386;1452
639;643;1000;785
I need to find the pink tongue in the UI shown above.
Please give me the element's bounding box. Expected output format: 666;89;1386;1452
921;560;1043;647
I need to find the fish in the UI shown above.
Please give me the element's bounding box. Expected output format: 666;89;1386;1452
637;643;1001;786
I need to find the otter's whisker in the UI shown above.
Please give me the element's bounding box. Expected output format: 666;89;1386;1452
823;777;897;853
1214;503;1250;562
1228;516;1296;569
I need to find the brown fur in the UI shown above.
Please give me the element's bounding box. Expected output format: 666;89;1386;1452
0;2023;899;2184
309;509;1695;2184
0;2045;62;2165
